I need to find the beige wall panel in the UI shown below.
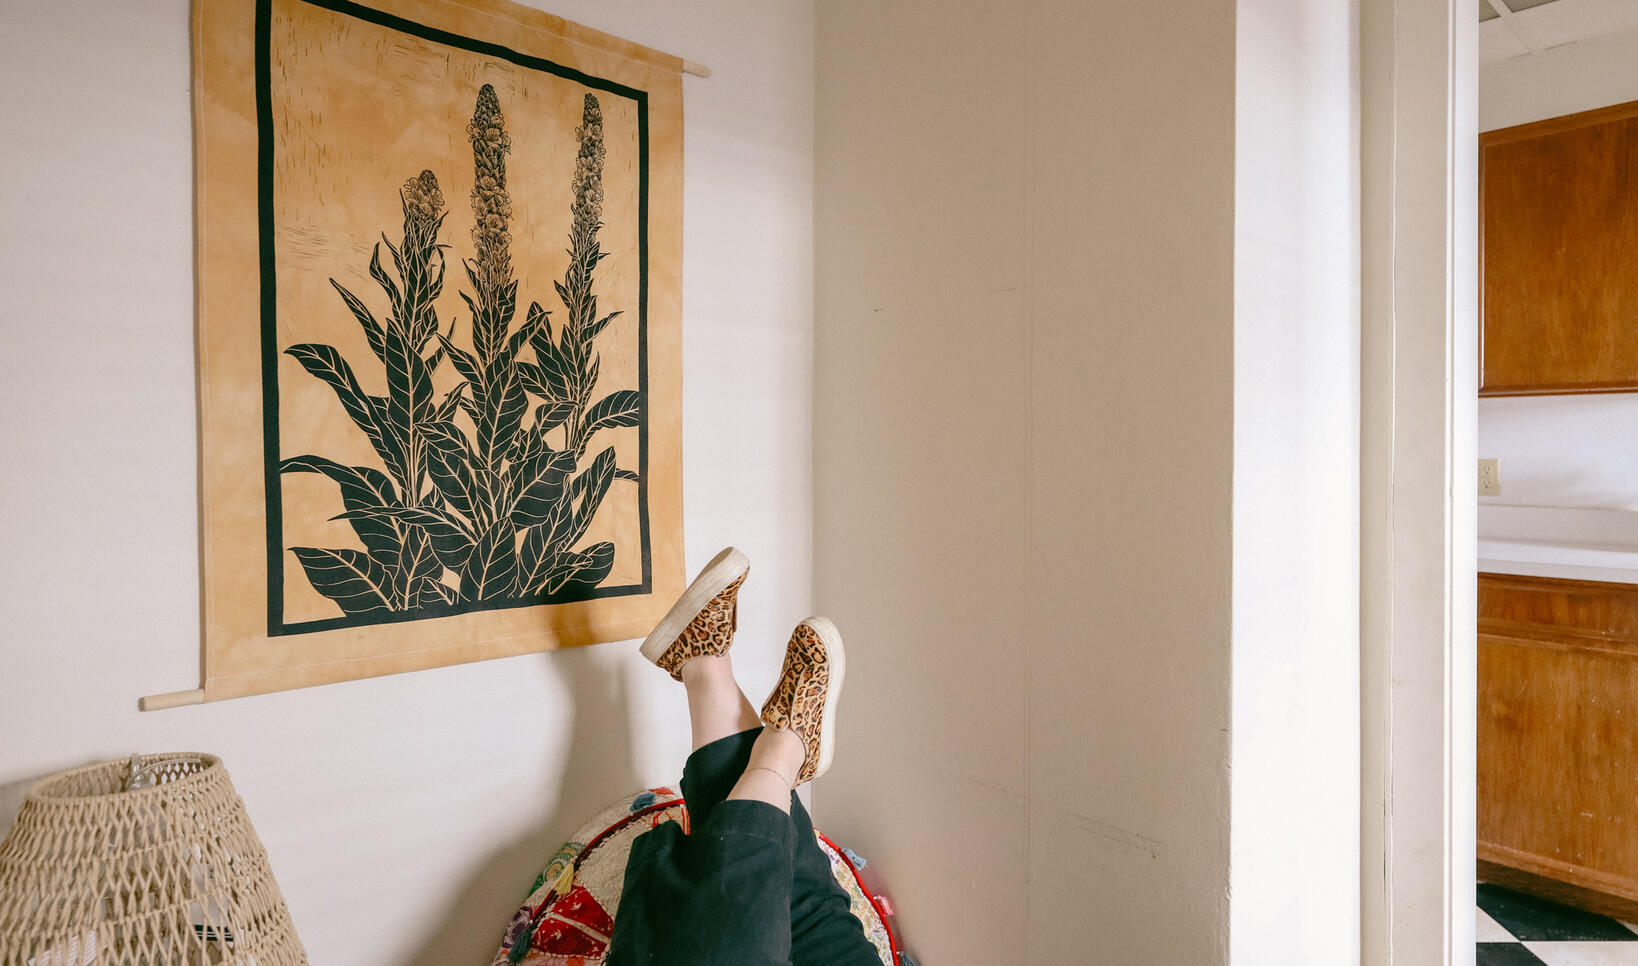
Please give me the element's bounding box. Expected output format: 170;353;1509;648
816;0;1235;961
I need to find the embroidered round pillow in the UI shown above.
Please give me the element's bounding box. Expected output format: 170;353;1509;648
491;788;901;966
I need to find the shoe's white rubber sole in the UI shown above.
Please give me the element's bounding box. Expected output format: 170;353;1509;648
800;616;846;782
639;546;750;666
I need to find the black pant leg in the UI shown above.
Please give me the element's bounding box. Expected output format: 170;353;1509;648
607;799;797;966
787;794;885;966
679;727;762;831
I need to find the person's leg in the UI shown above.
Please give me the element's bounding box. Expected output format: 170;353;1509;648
611;549;801;965
607;798;797;966
614;553;870;966
677;654;765;829
639;548;759;828
725;725;804;808
786;795;884;966
683;654;762;752
608;700;803;966
756;618;882;965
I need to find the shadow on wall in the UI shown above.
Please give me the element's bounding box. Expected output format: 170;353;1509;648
399;649;640;966
0;777;34;839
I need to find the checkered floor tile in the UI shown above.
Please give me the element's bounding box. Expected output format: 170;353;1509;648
1479;884;1638;965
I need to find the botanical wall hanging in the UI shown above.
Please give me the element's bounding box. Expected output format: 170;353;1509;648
160;0;684;705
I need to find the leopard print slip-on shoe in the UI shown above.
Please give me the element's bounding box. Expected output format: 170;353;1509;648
760;617;846;786
639;546;751;680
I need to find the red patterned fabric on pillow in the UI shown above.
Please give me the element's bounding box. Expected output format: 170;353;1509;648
491;788;901;966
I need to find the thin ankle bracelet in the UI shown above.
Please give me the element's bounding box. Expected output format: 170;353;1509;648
742;765;796;788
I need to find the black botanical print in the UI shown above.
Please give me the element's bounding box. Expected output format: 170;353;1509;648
281;86;638;618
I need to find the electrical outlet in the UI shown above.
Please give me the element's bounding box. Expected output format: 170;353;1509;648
1478;458;1500;497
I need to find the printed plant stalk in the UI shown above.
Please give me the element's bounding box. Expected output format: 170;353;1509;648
281;169;453;613
450;83;530;599
561;94;607;458
390;169;448;507
468;83;514;365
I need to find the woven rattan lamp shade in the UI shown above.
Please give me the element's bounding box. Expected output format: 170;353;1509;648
0;754;307;965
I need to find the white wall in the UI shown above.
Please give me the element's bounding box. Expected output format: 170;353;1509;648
1480;22;1638;131
1232;0;1360;961
815;1;1238;961
0;1;813;963
1478;25;1638;569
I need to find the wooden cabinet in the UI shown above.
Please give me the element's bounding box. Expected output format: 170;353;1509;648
1478;573;1638;919
1481;100;1638;395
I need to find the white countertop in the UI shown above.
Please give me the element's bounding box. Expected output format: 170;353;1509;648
1479;505;1638;583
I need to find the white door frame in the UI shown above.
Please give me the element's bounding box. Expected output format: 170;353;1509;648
1360;0;1479;964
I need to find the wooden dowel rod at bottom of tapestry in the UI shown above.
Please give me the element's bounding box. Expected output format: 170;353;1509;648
138;688;207;712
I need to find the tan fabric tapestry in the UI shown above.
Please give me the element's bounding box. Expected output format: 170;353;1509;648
187;0;683;703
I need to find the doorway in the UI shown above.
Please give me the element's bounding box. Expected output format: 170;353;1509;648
1359;0;1477;963
1471;2;1638;963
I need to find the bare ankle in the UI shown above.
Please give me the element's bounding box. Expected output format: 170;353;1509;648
679;654;733;686
749;726;805;779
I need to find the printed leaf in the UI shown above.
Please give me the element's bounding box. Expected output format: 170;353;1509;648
473;279;518;365
567;446;616;544
518;549;569;597
584;310;622;342
369;243;403;322
383;320;435;485
415;576;457;606
462;523;519;601
517;502;574;594
509;448;576;526
284;344;403;476
284;343;376;433
336;505;475;569
507;417;543;471
614;468;640;483
534;335;576;401
535;400;576;433
279;455;402;564
472;464;507;537
458;289;483;344
581;354;601;404
553;279;573;314
290;547;394;614
395;527;443;608
581;390;641;438
372;399;413;487
433;382;466;424
384;233;408;292
422;420;482;523
566;541;615;588
528;317;560;378
526;542;615;597
523;302;553;352
329;279;387;364
415;249;448;344
476;368;527;470
516;362;550;400
436;331;484;388
504;301;549;364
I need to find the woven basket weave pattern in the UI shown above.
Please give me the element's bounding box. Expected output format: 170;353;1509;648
0;754;307;965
